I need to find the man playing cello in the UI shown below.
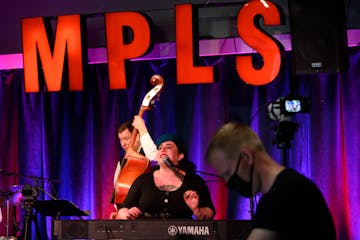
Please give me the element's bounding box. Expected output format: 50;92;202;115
110;115;158;219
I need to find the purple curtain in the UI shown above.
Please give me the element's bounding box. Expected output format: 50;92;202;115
1;48;359;239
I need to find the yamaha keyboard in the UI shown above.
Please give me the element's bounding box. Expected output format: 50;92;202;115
53;219;252;240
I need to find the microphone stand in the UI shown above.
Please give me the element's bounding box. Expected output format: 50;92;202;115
194;170;224;182
163;158;185;181
0;169;16;176
37;186;57;200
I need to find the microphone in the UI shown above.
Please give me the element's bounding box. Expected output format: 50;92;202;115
162;157;184;181
163;156;174;167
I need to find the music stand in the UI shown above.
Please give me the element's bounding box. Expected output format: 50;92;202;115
33;200;89;219
30;200;88;240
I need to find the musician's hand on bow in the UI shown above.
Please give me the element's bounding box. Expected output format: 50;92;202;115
183;190;199;211
117;207;142;220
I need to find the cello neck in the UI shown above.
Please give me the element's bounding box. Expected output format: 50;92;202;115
128;106;148;151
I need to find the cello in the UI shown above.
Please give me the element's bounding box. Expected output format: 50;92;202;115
114;74;165;204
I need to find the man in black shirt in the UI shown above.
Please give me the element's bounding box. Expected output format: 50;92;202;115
205;122;336;240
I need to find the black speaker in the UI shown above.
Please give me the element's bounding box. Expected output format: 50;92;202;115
289;0;349;74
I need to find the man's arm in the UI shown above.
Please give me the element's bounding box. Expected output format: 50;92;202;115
132;115;158;160
140;133;158;160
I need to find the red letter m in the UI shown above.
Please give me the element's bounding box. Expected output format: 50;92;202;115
22;15;84;92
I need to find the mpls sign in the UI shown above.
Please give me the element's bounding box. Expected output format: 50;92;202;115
21;1;283;92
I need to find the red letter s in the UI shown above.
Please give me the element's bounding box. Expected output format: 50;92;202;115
237;0;282;85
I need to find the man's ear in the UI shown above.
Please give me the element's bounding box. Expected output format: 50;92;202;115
240;148;253;165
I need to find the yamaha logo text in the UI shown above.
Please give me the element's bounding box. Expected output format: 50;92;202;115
168;225;210;236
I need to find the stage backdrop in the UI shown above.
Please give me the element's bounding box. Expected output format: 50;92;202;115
1;48;360;240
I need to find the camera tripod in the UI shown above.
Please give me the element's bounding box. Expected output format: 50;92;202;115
20;200;41;240
272;120;299;167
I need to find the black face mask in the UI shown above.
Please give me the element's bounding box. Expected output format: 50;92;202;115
226;155;253;198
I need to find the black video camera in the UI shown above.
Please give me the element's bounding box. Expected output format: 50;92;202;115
267;96;310;121
281;97;310;115
21;184;38;201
